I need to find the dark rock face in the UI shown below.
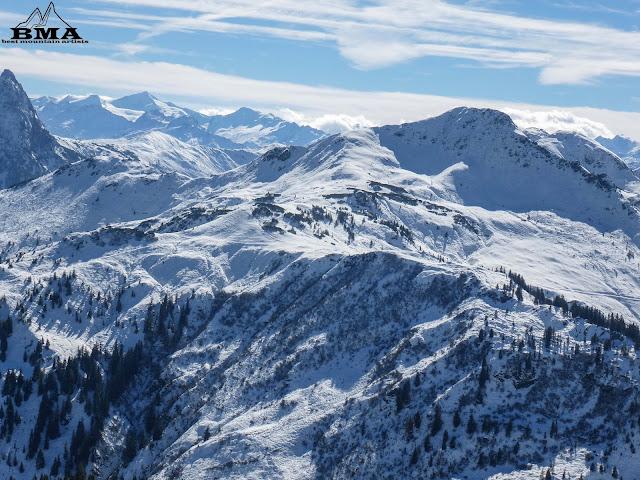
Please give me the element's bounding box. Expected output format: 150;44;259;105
0;69;76;189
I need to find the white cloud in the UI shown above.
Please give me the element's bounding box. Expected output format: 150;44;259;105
274;109;374;133
137;15;333;42
79;0;640;84
307;114;373;134
115;43;151;56
503;109;614;138
198;107;237;116
2;48;640;140
0;11;25;23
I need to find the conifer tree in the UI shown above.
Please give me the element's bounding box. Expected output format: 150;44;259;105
36;449;45;470
430;404;443;435
467;413;477;435
453;409;461;428
410;447;419;465
50;455;61;477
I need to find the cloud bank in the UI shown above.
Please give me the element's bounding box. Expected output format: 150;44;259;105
503;109;614;139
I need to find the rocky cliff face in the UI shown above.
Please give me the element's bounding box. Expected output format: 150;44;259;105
0;69;76;189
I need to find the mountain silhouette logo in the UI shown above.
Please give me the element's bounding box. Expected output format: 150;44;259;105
16;2;71;29
4;2;86;43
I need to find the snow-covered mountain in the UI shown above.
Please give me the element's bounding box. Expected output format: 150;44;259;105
30;87;259;179
0;70;78;189
2;71;640;480
58;131;256;179
207;107;325;148
597;135;640;170
31;94;135;140
33;93;325;148
375;108;639;226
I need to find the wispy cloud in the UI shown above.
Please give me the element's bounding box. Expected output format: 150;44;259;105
2;47;640;140
549;1;636;16
114;43;150;56
77;0;640;84
0;11;25;24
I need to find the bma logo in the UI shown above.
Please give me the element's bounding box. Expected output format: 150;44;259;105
9;2;84;42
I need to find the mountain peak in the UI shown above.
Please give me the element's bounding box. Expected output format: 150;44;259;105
597;135;638;151
72;94;104;107
445;106;517;129
236;106;258;113
111;91;159;112
220;107;263;121
0;68;36;110
207;107;324;146
376;107;518;148
0;69;17;83
0;69;74;188
597;134;640;169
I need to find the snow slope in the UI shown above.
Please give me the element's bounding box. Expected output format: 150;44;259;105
67;131;257;178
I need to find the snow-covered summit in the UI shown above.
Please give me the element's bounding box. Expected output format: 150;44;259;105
110;91;160;112
375;107;638;231
207;106;324;147
34;93;137;139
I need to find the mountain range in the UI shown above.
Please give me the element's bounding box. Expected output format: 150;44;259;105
0;69;640;479
32;92;325;149
596;135;640;170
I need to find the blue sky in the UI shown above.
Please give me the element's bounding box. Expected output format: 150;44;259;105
1;0;640;137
